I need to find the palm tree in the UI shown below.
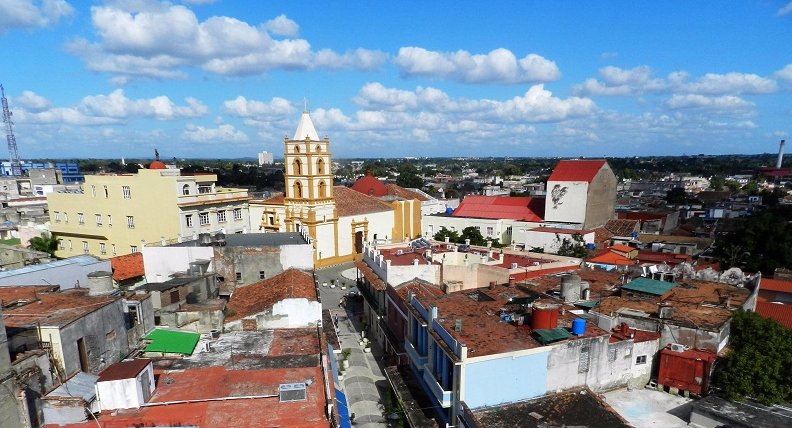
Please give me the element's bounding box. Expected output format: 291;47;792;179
28;232;58;257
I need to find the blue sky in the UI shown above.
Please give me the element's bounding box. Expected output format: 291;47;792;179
1;1;791;159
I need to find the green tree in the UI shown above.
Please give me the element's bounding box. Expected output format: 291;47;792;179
714;206;792;275
709;176;725;191
459;226;487;246
28;232;58;256
555;233;588;258
396;163;424;188
716;310;792;405
665;187;687;204
433;227;459;243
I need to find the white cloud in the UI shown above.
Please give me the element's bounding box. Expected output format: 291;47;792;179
68;3;387;82
775;64;792;82
15;90;51;111
778;1;792;16
394;47;560;84
264;14;298;37
183;123;248;142
222;96;295;119
0;0;74;33
573;66;778;96
664;94;755;116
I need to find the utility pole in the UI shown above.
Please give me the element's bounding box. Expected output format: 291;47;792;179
1;84;22;176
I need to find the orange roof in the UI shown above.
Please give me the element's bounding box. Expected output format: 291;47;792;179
385;183;428;201
587;250;636;266
548;160;607;183
609;244;636;253
452;195;544;221
111;252;144;281
259;192;285;205
225;269;316;322
760;278;792;294
756;302;792;330
334;186;393;216
148;160;167;170
4;289;119;328
0;285;57;308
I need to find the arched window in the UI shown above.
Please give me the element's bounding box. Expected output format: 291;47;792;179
293;159;302;175
294;145;300;153
293;181;303;198
315;144;322;153
318;181;327;198
182;184;190;195
316;158;325;175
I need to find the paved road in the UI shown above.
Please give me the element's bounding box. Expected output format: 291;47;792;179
317;263;390;427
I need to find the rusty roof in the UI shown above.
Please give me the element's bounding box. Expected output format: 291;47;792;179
259;192;285;205
0;285;58;308
334;186;393;216
110;252;144;281
3;289;119;328
355;259;386;291
604;219;641;236
385;183;429;201
393;278;445;302
225;268;316;322
97;359;151;382
524;269;624;297
413;285;609;357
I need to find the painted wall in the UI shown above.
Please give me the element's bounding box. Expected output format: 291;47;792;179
462;351;550;408
142;246;214;283
584;166;618;229
96;363;155;411
544;181;588;225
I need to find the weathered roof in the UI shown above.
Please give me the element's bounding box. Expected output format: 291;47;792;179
225;268;316;322
45;372;98;402
3;289;119;328
144;329;200;355
111;252;144;281
690;394;792;428
292;111;320;141
385;184;429;201
604;219;641;236
0;285;57;308
452;195;544;221
622;277;677;296
587;250;635;266
533;327;571;344
355;259;386;291
547;160;607;183
334;186;393;217
98;359;151;382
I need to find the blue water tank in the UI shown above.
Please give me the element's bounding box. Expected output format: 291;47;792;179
571;318;586;336
445;207;454;215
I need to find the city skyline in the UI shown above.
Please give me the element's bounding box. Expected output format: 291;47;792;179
1;1;791;159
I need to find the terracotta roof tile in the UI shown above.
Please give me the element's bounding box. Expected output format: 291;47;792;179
547;160;607;183
351;172;388;197
355;259;386;291
334;186;392;217
756;302;792;330
0;285;57;308
760;278;792;293
385;183;429;201
452;195;544;221
110;252;144;281
259;192;285;205
604;219;640;236
587;250;636;266
4;289;119;328
225;268;316;322
593;227;612;245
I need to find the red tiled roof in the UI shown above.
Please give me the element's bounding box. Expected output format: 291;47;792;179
260;193;285;205
355;259;386;291
635;250;691;266
587;250;636;266
4;289;119;328
225;269;316;322
0;285;57;308
609;244;636;253
756;302;792;330
98;359;151;382
593;227;612;246
385;184;429;201
351;172;388;197
547;160;606;183
760;278;792;294
604;219;640;236
111;252;144;281
452;195;544;221
334;186;393;217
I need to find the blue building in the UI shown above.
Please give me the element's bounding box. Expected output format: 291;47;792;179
0;161;84;182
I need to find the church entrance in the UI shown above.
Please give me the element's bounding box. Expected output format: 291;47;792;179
355;231;363;253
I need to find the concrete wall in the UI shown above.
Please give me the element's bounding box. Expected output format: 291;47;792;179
584;166;618;229
225;298;322;331
13;350;53;427
213;243;311;289
422;216;513;244
462;350;550;408
0;306;23;428
142;246;213;283
545;181;588;224
96;363;154;411
523;230;595;253
630;339;660;388
545;336;620;392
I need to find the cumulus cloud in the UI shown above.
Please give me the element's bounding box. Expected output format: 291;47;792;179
223;96;294;118
663;94;755;116
775;64;792;82
264;14;298;36
11;89;207;125
573;66;778;96
394;47;560;84
0;0;74;33
183;123;248;142
778;1;792;16
67;3;386;82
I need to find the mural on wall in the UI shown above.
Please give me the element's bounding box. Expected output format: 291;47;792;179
551;184;568;209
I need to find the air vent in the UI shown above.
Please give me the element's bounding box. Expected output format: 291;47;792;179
279;383;307;402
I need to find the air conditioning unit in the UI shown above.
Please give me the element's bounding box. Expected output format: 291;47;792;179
279;383;307;402
670;343;686;353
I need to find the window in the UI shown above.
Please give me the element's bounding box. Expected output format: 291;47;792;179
486;226;494;236
636;355;647;365
82;241;89;254
217;210;227;223
316;158;325;174
199;212;210;225
103;185;108;198
127;216;135;229
293;181;303;198
107;215;112;227
64;213;68;223
293;159;302;175
198;184;211;194
259;271;266;279
111;244;116;256
54;212;61;223
169;290;179;303
130;245;138;253
315;144;322;153
95;214;102;226
318;181;327;198
182;184;190;195
217;276;225;283
91;185;96;197
59;240;64;250
608;348;617;362
506;226;512;235
99;243;106;255
235;272;242;281
122;186;131;199
233;208;243;220
185;214;193;227
268;216;274;225
78;213;85;225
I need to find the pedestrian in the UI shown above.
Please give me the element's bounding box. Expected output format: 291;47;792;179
334;314;339;325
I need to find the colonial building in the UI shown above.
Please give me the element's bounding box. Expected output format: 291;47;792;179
47;160;250;259
250;111;421;268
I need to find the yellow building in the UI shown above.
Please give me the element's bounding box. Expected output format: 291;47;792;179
250;111;421;268
47;166;250;258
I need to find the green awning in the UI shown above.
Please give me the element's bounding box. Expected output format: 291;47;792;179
533;328;571;344
144;329;200;355
574;300;600;309
622;277;676;296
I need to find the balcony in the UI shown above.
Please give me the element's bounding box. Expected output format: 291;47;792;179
422;367;452;408
177;187;249;207
405;339;427;369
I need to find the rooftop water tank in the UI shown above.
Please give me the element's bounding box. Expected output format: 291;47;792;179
561;274;581;302
531;303;559;330
87;271;114;296
571;318;586;336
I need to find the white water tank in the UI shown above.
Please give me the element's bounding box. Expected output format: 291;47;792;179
561;273;581;302
87;271;114;296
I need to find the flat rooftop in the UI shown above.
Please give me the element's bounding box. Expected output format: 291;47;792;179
3;289;118;328
0;254;105;279
171;232;308;247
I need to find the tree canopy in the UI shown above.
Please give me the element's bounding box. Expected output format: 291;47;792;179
555;233;589;258
28;232;57;256
716;310;792;405
714;206;792;275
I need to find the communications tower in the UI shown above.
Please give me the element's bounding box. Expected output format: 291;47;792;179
1;84;22;176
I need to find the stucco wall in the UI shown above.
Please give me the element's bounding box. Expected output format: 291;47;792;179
584;166;618;229
463;351;550;408
142;246;213;283
544;181;588;224
56;299;128;377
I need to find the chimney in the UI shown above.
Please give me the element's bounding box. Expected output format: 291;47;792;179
777;140;786;169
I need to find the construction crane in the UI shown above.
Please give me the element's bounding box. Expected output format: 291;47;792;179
1;84;22;176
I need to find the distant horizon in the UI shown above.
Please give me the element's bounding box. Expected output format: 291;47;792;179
1;2;790;158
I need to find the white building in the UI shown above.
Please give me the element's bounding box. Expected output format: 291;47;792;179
257;151;274;165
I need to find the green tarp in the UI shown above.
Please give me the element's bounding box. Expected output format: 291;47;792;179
533;328;571;344
144;329;200;355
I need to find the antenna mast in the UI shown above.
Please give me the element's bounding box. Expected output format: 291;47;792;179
1;85;22;176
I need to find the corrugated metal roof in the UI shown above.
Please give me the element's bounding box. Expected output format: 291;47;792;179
46;372;98;401
547;160;606;183
622;277;676;296
0;254;104;278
